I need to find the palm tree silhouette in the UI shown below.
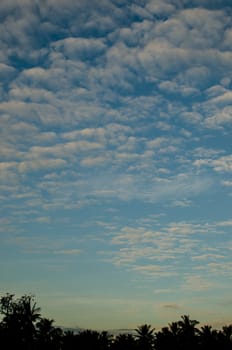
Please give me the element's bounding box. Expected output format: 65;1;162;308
135;324;155;350
199;325;218;350
36;317;63;349
177;315;199;350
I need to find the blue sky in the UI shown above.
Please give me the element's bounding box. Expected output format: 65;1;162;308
1;0;232;330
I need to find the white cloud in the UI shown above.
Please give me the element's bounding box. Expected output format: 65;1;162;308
205;84;228;98
183;275;214;292
171;199;192;207
192;254;225;261
216;220;232;227
146;0;176;16
35;216;51;224
194;155;232;173
81;156;109;167
133;265;161;273
0;63;16;79
211;155;232;172
54;249;82;255
205;106;232;128
222;27;232;49
0;0;232;329
0;162;18;171
18;158;67;173
62;127;106;140
222;180;232;187
146;137;169;148
52;37;106;60
178;8;227;48
9;87;55;103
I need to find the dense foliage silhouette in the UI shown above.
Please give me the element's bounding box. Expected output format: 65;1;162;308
0;293;232;349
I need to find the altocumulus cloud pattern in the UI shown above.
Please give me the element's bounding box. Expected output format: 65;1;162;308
1;0;232;330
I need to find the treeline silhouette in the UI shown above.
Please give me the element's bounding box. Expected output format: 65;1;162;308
0;294;232;349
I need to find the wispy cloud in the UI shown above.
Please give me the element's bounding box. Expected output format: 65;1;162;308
54;249;82;255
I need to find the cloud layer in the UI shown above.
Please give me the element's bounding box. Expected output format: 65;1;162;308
1;0;232;329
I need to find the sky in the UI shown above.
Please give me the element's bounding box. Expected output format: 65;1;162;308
1;0;232;331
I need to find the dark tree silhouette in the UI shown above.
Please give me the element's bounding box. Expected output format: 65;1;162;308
1;293;232;350
135;324;155;350
155;326;173;350
217;325;232;350
36;317;63;349
111;333;137;350
75;329;112;350
98;330;113;349
177;314;199;350
0;293;41;349
199;325;218;350
62;330;79;350
155;322;181;350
